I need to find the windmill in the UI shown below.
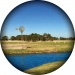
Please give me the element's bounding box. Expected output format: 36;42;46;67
19;26;25;41
16;26;25;49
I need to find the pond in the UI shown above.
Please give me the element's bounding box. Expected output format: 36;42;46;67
6;52;71;71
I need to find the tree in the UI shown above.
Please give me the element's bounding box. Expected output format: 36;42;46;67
16;35;21;40
27;35;31;41
2;36;8;40
10;36;16;40
53;37;58;40
31;33;38;42
47;34;53;41
43;33;53;41
42;37;46;41
43;33;48;41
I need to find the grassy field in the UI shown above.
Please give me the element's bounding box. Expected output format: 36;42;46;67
1;40;74;55
1;41;74;74
24;61;65;75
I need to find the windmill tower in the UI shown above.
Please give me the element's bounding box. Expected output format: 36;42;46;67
16;26;25;49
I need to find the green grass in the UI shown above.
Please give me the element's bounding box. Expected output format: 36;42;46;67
24;61;65;75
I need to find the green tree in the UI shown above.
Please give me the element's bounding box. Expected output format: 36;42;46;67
31;33;38;42
10;36;16;40
16;35;21;40
43;33;48;41
2;36;8;40
43;33;53;41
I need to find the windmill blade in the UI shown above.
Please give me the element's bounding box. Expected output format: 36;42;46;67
15;28;18;30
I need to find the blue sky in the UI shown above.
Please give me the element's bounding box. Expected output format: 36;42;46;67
1;1;74;38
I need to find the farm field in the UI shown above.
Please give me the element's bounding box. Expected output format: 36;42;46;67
1;40;74;55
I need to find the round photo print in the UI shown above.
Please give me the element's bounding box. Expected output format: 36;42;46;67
1;0;75;75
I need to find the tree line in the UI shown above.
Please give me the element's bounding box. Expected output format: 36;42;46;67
1;33;75;41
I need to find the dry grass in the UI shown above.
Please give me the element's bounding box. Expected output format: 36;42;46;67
24;61;65;74
1;40;74;54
